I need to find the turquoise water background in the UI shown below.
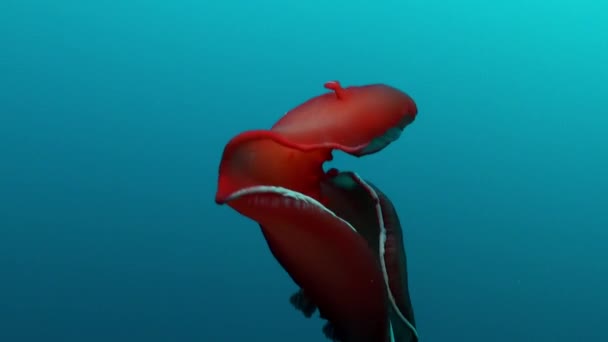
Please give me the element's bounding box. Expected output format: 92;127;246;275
1;1;607;341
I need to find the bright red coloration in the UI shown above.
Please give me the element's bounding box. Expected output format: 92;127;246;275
217;82;417;203
224;189;389;342
215;81;419;342
215;130;331;204
271;81;417;156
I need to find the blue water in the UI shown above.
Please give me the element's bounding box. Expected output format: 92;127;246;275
1;1;607;341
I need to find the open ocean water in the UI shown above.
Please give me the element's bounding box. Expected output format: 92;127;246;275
1;1;607;341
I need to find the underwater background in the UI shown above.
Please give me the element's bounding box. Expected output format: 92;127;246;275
1;1;607;341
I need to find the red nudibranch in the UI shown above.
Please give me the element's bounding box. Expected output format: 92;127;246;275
215;81;419;342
